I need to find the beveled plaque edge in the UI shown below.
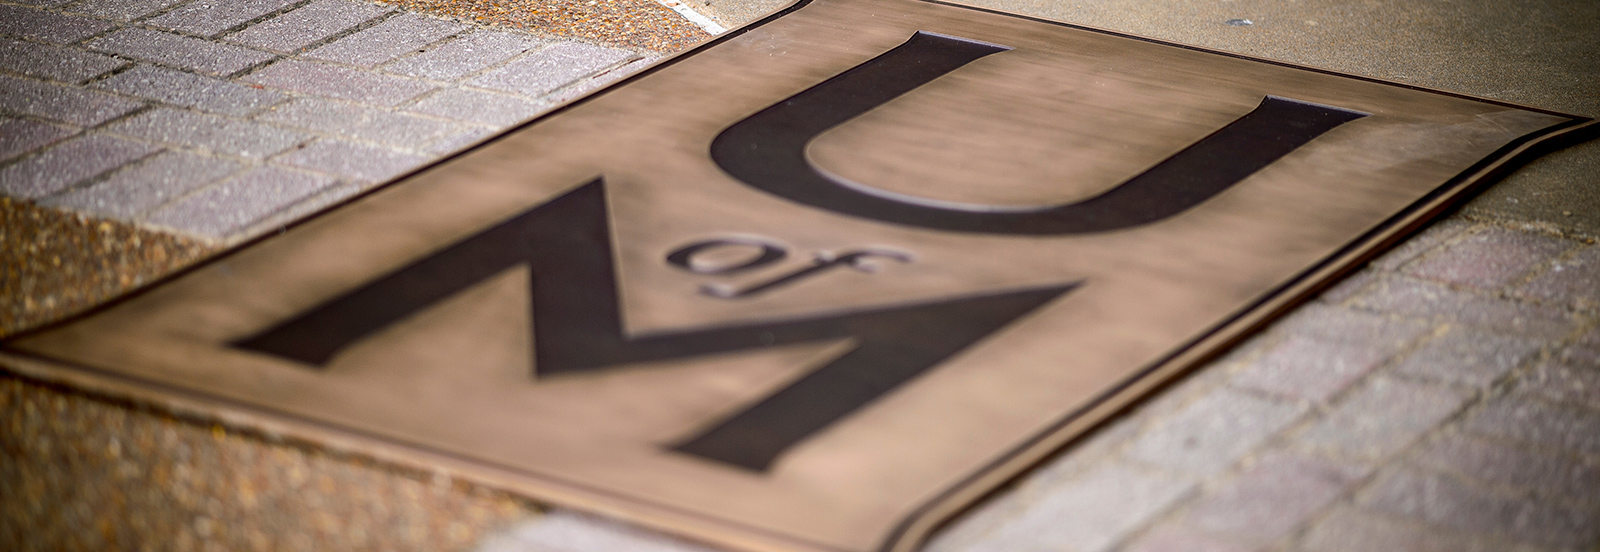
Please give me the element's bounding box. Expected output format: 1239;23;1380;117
1;0;1595;550
0;349;839;552
884;115;1599;552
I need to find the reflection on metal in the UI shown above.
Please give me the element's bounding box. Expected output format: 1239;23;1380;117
3;0;1592;550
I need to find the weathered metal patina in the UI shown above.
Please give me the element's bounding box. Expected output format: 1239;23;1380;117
3;0;1591;550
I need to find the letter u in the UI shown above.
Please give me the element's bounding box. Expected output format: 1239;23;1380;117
711;31;1368;235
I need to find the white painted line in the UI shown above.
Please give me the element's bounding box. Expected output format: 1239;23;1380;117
652;0;728;35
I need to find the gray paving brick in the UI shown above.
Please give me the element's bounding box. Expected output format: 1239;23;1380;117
1021;413;1145;488
469;41;635;96
146;0;299;37
476;511;718;552
0;134;156;198
0;118;74;162
105;107;308;159
41;150;239;217
1314;269;1380;304
922;488;1041;552
1180;453;1368;546
1516;360;1600;410
1127;388;1303;475
1519;244;1600;308
426;126;497;155
95;65;287;116
1393;326;1543;387
227;0;393;53
977;464;1195;552
12;0;72;7
1463;396;1600;457
539;54;654;104
255;97;463;150
144;166;337;238
407;87;544;127
1120;525;1250;552
88;28;275;77
1565;326;1600;366
1417;434;1600;507
1298;506;1541;552
0;37;126;83
1371;219;1473;271
243;59;434;106
1270;303;1430;347
1359;466;1600;548
72;0;188;22
0;74;143;126
0;4;116;44
273;139;425;182
1230;335;1398;403
1402;227;1573;290
1210;330;1277;367
1297;377;1471;460
305;13;465;68
1352;277;1579;338
384;30;541;80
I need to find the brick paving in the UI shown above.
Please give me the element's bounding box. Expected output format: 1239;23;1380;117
43;150;242;218
0;134;158;198
0;74;145;126
0;0;657;243
95;64;290;116
918;214;1600;552
0;37;124;82
0;119;74;160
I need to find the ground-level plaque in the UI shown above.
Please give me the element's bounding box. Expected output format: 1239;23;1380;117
3;0;1592;550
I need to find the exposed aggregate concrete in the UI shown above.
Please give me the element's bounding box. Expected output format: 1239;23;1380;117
0;376;544;552
381;0;711;51
0;199;214;337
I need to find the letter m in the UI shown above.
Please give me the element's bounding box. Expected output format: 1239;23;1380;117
234;180;1078;471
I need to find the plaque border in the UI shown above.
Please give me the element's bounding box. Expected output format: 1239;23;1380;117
3;1;1595;551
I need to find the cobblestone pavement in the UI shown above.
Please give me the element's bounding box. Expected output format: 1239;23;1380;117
3;0;1599;551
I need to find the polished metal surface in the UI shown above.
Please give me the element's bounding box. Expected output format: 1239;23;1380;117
2;0;1590;550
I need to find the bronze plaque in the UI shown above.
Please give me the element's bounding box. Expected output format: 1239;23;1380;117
4;0;1592;550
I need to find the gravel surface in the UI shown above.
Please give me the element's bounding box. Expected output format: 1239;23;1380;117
382;0;711;51
0;199;214;337
0;376;544;552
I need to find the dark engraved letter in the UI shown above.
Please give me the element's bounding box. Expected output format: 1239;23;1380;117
234;180;1078;471
711;32;1368;235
